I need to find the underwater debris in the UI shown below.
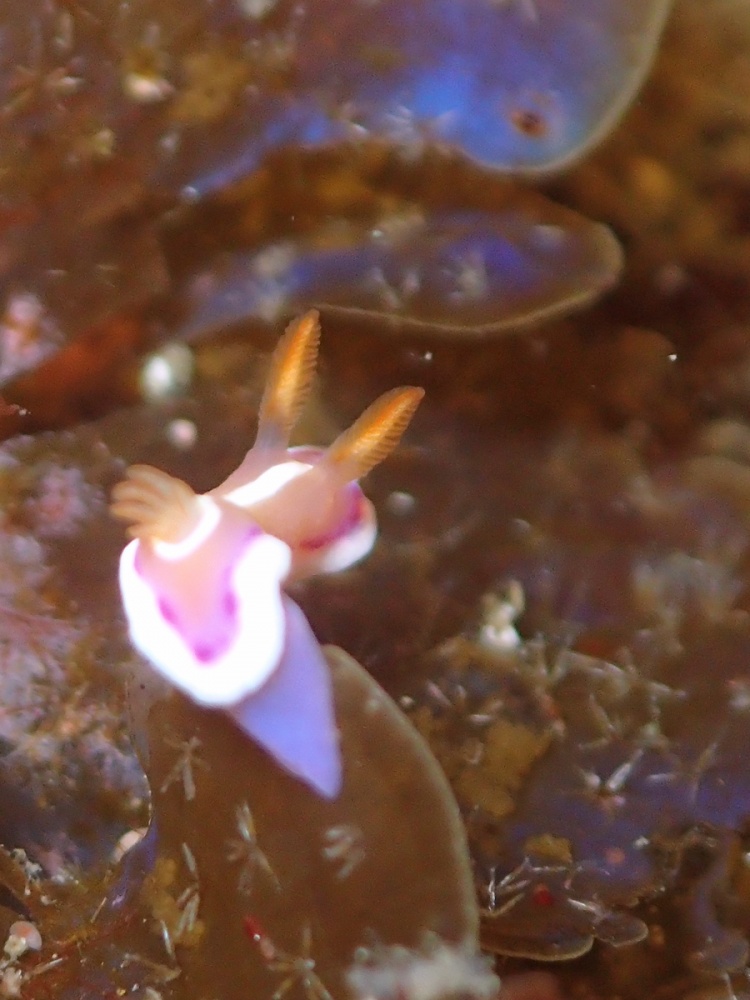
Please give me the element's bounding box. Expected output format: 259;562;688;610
226;801;280;895
321;823;366;881
347;938;499;1000
477;582;525;651
142;845;205;957
250;922;334;1000
158;735;207;803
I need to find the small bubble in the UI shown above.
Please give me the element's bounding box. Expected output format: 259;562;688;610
236;0;278;17
654;262;688;296
251;242;296;281
89;127;116;158
532;224;566;251
139;344;194;401
166;419;198;451
386;490;416;516
122;72;173;103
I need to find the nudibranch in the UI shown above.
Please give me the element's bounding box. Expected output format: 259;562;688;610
111;311;423;799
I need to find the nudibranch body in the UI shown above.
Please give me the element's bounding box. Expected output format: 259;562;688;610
216;444;378;581
112;311;423;798
210;312;423;579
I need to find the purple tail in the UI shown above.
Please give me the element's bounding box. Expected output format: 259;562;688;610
225;599;342;799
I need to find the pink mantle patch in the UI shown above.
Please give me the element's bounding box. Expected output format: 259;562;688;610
119;499;291;706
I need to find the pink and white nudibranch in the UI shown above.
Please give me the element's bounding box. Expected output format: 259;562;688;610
111;311;423;799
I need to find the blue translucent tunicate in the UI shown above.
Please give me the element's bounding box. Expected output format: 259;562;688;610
167;0;673;198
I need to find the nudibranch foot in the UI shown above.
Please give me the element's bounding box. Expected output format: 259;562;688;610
225;598;342;800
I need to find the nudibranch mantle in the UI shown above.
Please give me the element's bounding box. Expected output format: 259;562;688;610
112;310;423;798
214;446;377;579
119;494;291;706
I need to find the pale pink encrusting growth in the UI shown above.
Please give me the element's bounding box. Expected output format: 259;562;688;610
26;465;102;538
111;310;423;798
0;292;61;383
